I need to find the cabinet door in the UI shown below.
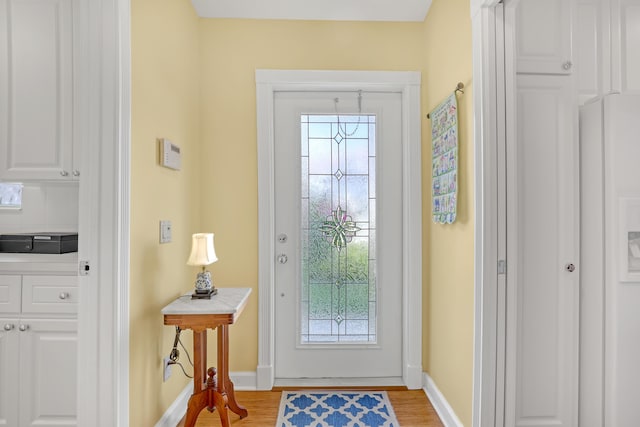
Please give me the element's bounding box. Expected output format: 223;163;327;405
505;74;579;427
0;275;21;314
0;319;19;427
513;0;573;74
0;0;74;180
19;319;77;427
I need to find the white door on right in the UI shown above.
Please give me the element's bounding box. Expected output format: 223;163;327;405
504;73;580;427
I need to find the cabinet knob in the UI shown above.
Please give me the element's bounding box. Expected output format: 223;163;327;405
3;324;14;331
19;324;29;332
59;292;70;300
72;169;80;177
566;263;576;273
60;170;69;177
562;61;572;71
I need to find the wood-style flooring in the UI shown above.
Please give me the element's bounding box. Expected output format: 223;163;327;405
178;390;444;426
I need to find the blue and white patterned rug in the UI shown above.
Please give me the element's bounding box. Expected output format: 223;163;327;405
276;391;399;427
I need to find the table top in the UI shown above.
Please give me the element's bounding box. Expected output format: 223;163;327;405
162;287;252;316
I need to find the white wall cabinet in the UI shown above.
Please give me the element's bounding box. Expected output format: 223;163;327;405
0;0;81;181
0;274;77;427
515;0;573;74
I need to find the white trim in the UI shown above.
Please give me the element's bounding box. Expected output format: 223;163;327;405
471;2;502;427
230;371;258;390
154;383;192;427
423;373;464;427
274;377;405;388
116;0;132;423
256;69;422;390
77;0;130;425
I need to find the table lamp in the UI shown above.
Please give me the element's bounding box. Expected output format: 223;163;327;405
187;233;218;299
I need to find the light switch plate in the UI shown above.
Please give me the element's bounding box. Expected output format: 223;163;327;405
160;220;172;243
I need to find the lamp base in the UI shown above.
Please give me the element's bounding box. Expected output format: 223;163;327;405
191;288;218;299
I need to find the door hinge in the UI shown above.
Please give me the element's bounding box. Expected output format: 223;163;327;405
79;260;90;276
498;260;507;275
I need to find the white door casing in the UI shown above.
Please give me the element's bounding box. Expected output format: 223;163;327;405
256;69;422;390
273;91;403;381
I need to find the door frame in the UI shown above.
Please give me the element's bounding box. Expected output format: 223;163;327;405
77;0;130;425
471;1;506;426
255;69;423;390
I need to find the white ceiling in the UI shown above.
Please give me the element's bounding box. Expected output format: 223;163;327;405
190;0;433;22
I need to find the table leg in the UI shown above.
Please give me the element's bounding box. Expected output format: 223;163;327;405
217;325;248;418
183;329;209;427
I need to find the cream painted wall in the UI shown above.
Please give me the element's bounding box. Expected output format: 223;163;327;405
198;18;426;371
422;0;475;425
130;0;202;425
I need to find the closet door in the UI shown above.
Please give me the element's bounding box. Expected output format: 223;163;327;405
504;73;579;427
515;0;573;75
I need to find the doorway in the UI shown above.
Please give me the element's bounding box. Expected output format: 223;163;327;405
255;70;423;389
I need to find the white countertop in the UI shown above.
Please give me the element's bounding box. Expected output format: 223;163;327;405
0;252;78;273
161;287;252;315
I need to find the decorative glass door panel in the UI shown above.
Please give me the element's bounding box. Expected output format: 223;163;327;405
301;114;377;343
274;91;402;380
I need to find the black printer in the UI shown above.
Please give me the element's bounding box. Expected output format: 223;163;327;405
0;232;78;254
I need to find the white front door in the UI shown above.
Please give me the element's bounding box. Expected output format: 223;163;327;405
273;90;403;381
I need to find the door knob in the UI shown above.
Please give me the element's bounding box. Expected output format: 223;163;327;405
3;324;14;331
19;324;29;332
565;263;576;273
277;254;288;264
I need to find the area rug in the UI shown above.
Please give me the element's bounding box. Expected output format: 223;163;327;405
276;391;399;427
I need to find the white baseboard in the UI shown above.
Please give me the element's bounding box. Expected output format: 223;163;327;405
423;373;464;427
231;371;258;390
274;377;404;387
155;383;191;427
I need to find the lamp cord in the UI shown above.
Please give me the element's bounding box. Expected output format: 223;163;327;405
167;327;194;379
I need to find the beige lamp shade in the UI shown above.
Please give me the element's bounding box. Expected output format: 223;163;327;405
187;233;218;266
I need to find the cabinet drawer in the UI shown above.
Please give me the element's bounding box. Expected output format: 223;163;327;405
22;275;77;314
0;275;21;313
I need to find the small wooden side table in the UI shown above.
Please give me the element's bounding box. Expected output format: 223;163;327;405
162;288;252;427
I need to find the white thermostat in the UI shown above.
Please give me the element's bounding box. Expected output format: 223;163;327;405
159;138;181;170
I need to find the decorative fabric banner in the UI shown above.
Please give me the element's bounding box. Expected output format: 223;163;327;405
430;92;459;224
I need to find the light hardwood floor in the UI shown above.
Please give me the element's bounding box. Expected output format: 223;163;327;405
178;390;444;426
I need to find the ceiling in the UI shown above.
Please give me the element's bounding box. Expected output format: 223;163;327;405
190;0;433;22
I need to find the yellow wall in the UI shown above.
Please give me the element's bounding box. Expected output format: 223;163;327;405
130;0;202;425
129;3;476;425
199;18;426;370
422;0;475;425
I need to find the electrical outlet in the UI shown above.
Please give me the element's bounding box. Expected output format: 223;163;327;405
163;357;172;382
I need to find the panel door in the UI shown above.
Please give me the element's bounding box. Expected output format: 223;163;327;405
513;0;573;75
0;0;75;180
504;74;579;427
0;319;18;427
19;318;77;427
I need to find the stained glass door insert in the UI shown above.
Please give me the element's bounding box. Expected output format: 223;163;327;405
300;114;377;343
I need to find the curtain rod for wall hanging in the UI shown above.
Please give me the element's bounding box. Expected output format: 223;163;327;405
427;82;464;119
